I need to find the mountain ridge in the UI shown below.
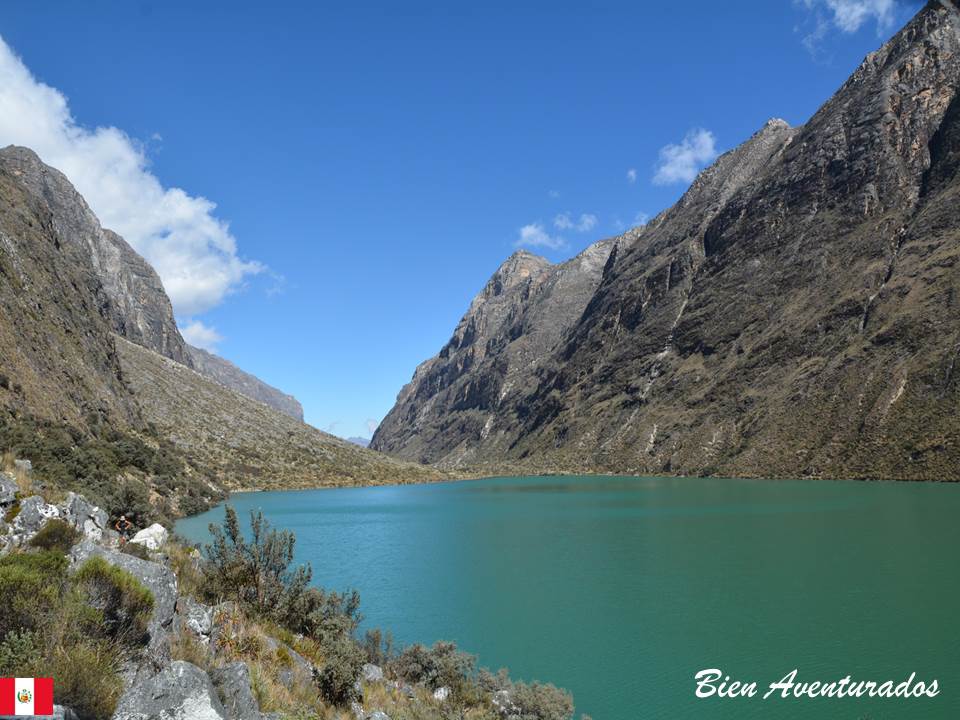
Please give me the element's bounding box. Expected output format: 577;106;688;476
374;0;960;480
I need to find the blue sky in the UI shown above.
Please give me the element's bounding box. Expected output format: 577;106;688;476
0;0;920;438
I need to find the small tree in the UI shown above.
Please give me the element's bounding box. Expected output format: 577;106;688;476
205;505;313;619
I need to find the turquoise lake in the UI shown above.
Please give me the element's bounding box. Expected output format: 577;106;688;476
177;475;960;719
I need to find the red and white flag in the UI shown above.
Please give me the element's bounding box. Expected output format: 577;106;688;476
0;678;54;716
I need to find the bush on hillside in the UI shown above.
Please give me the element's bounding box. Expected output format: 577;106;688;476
73;556;154;646
361;627;395;667
313;632;365;706
390;641;476;693
0;629;41;676
0;551;67;636
29;518;81;553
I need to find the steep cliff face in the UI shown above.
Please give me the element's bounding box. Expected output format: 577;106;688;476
186;345;304;421
376;0;960;480
371;241;614;464
0;146;192;366
0;153;140;428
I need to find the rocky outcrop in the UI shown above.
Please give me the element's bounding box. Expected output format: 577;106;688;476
112;661;228;720
376;1;960;481
130;522;169;551
372;242;614;466
186;345;304;421
70;539;178;629
209;663;263;720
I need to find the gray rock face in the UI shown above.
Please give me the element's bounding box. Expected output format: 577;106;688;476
186;345;304;421
174;596;214;643
70;539;178;628
361;663;384;683
0;472;17;506
363;712;391;720
130;523;169;551
0;147;192;367
60;492;110;541
375;2;960;481
372;242;614;466
111;661;227;720
11;495;60;542
209;662;262;720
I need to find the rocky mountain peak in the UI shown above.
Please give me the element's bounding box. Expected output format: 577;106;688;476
374;0;960;479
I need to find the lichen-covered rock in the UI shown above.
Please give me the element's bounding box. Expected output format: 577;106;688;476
174;596;214;643
130;523;168;551
432;686;450;701
361;663;384;683
111;661;227;720
0;472;17;506
11;495;60;542
210;662;262;720
70;539;178;628
59;492;109;541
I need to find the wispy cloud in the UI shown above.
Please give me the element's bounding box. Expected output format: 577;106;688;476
180;320;224;352
547;189;561;199
516;223;567;251
798;0;904;55
366;418;379;435
626;168;637;184
634;211;650;226
0;35;261;320
553;212;598;233
652;128;718;186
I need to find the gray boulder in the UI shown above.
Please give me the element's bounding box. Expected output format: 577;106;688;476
432;686;451;701
174;596;214;643
13;458;31;473
70;539;178;628
130;523;168;551
0;472;17;506
361;663;384;683
364;712;391;720
260;634;312;685
209;662;261;720
11;495;60;542
111;661;227;720
59;492;109;541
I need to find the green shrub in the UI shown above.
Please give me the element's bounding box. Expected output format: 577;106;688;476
361;627;395;666
390;641;475;692
0;551;67;636
29;518;81;553
50;639;123;720
0;629;41;676
312;632;364;706
72;557;154;646
509;681;575;720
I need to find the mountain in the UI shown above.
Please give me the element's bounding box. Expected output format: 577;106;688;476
0;145;444;512
186;345;304;421
374;0;960;481
346;437;370;447
117;336;440;490
372;241;615;464
0;147;192;366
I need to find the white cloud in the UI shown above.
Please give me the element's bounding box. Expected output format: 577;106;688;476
547;189;560;199
802;0;896;33
634;211;650;226
652;128;718;186
516;223;566;251
553;212;598;233
366;418;379;435
0;35;261;317
180;320;224;352
626;168;637;184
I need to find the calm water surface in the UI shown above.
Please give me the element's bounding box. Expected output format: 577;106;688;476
177;475;960;719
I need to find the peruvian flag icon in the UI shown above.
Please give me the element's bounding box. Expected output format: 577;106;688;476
0;678;54;716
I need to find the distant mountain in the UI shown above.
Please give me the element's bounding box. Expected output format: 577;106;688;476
0;145;443;511
345;437;370;447
186;345;304;421
374;0;960;481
